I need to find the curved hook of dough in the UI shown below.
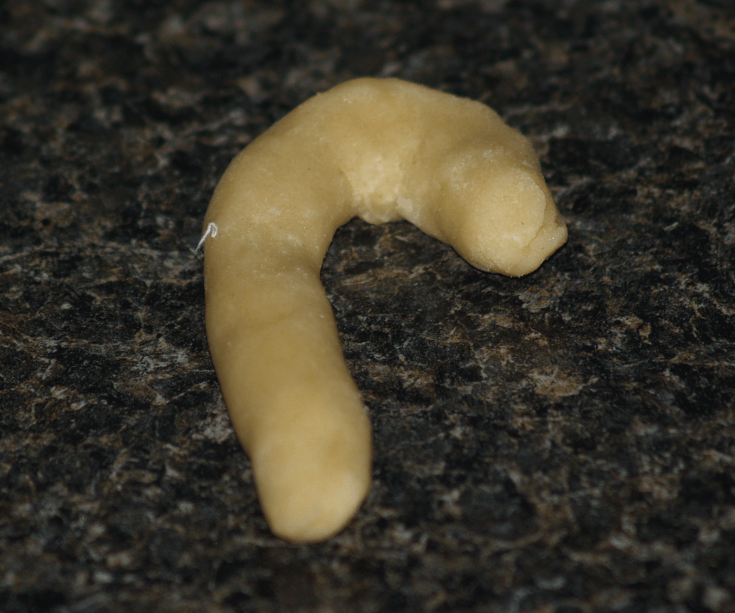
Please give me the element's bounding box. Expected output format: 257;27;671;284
202;78;567;542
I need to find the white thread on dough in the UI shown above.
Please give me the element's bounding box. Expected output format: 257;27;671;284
196;222;218;251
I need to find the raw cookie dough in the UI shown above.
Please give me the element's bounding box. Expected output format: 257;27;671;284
202;78;567;542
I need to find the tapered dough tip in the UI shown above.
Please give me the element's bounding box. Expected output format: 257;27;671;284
256;457;371;543
248;414;373;542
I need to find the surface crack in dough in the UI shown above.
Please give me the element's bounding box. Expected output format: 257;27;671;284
201;78;567;542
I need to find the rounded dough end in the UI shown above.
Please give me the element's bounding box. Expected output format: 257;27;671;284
250;413;372;543
261;469;369;543
455;169;566;276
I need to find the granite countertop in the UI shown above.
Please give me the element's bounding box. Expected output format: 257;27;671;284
2;1;734;611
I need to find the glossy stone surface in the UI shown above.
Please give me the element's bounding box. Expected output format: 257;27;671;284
1;1;734;611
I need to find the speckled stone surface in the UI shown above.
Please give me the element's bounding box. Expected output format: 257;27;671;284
1;1;734;611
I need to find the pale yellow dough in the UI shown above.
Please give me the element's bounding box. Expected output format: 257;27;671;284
202;78;567;542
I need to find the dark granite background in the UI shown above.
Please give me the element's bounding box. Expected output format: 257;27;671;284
1;0;734;611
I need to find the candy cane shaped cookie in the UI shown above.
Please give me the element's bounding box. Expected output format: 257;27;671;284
202;78;567;542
